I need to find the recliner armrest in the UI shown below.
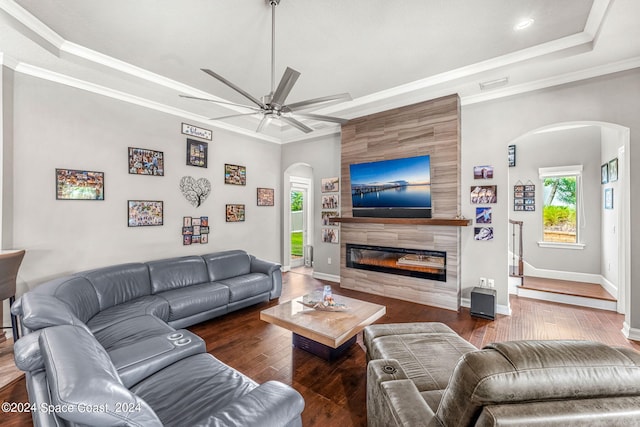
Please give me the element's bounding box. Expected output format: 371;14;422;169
194;380;304;427
378;379;439;427
249;256;281;275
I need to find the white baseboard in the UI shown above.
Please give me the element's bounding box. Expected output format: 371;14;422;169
461;298;511;316
312;272;341;283
622;322;640;342
281;265;291;272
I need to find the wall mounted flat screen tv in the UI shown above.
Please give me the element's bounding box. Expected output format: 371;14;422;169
350;155;432;218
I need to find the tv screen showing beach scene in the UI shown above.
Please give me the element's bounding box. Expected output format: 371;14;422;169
349;155;432;218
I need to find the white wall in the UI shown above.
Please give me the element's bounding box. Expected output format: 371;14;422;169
601;126;623;288
10;74;282;295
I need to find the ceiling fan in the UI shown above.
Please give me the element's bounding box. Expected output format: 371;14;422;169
180;0;351;134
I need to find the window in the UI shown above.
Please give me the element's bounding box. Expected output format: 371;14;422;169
538;165;584;248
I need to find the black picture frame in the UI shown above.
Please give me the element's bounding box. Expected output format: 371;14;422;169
257;188;275;206
128;147;164;176
225;164;246;185
56;168;105;200
186;139;208;168
608;158;618;182
601;163;609;184
226;204;245;222
127;200;163;227
508;145;516;167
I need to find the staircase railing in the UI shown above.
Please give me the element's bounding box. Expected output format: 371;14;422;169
509;219;523;277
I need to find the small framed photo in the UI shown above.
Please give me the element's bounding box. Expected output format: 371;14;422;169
257;188;275;206
321;194;339;209
321;177;340;192
508;145;516;167
56;168;104;200
321;210;340;226
322;228;339;244
470;185;497;204
200;216;209;226
475;207;492;224
225;164;246;185
128;147;164;176
226;204;245;222
474;227;494;241
128;200;163;227
183;235;192;245
601;163;609;184
605;188;614;209
186;139;208;168
608;158;618;182
183;216;192;227
473;166;494;179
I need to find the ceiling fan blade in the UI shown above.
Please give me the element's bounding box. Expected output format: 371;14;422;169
293;112;349;125
280;116;313;134
179;94;261;111
209;112;258;121
201;68;265;108
256;115;273;133
286;93;352;111
271;67;301;107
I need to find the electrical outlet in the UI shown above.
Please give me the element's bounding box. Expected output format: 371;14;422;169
327;257;332;265
488;279;495;288
479;277;487;288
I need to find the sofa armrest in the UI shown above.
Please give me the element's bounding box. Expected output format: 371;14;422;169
377;380;440;427
195;380;304;427
250;256;283;299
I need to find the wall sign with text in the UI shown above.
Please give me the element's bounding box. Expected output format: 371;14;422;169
182;123;212;141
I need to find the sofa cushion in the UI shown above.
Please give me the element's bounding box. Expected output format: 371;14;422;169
203;250;251;282
90;314;175;352
147;255;209;294
87;295;170;332
157;282;230;321
218;273;271;303
39;325;162;426
78;263;151;311
30;275;100;323
131;352;257;426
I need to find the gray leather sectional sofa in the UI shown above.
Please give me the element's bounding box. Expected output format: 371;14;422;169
11;249;304;427
364;322;640;426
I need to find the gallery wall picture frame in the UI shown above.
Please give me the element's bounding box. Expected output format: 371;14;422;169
601;163;609;184
182;215;209;245
225;164;246;185
186;139;208;168
513;182;535;211
605;188;614;210
473;166;494;179
470;185;497;204
322;227;339;244
321;177;340;192
181;123;212;141
608;158;618;182
475;207;492;224
321;194;339;209
321;210;340;226
226;204;245;222
257;188;275;206
127;200;163;227
508;145;516;167
474;227;494;241
128;147;164;176
56;168;105;200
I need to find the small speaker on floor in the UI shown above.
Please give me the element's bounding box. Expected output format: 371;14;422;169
470;287;496;320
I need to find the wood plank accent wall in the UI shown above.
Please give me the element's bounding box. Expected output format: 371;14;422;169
339;94;462;311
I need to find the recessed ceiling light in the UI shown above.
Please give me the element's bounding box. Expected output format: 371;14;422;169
514;18;535;31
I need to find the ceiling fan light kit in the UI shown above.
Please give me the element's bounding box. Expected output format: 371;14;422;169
182;0;351;134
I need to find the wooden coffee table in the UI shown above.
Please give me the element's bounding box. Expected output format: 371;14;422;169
260;293;386;360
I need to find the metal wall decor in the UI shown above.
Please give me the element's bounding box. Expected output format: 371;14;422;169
180;176;211;207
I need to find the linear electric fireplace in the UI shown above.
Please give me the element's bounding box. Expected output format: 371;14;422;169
346;244;446;282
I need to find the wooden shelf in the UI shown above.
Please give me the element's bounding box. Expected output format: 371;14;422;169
332;217;472;226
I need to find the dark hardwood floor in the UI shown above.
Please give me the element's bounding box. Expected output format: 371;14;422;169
1;271;638;426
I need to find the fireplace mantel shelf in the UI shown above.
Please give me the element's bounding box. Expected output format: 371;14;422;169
332;217;472;226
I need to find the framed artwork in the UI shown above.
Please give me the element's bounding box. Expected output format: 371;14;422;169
605;188;614;210
508;145;516;167
321;177;340;192
128;147;164;176
475;207;492;224
225;164;246;185
186;139;208;168
474;227;494;241
601;163;609;184
321;210;340;226
513;183;535;211
470;185;497;204
322;227;339;244
56;168;104;200
182;216;209;244
608;158;618;182
181;123;212;141
473;166;494;179
128;200;163;227
321;194;339;209
257;188;275;206
226;204;245;222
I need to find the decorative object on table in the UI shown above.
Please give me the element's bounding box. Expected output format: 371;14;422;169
226;204;245;222
475;207;492;224
321;194;339;209
186;139;208;168
473;165;494;179
508;145;516;167
321;227;339;243
56;168;104;200
601;163;609;184
128;200;163;227
608;158;618;182
179;176;211;207
128;147;164;176
181;123;212;141
605;188;614;210
225;164;246;185
257;188;274;206
474;227;494;241
470;185;497;204
321;210;340;226
321;177;339;192
182;216;209;245
297;288;348;312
